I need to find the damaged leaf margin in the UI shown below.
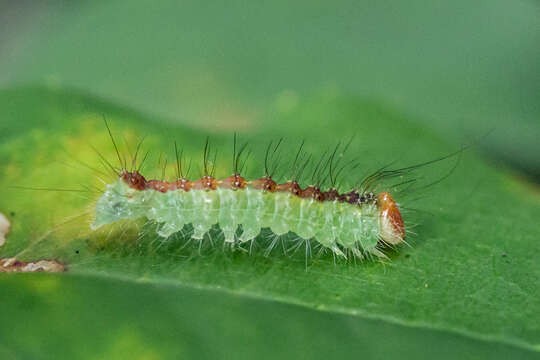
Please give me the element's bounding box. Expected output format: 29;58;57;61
0;258;65;273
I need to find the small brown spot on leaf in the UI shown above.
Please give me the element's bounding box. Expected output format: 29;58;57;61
0;258;65;273
0;212;11;247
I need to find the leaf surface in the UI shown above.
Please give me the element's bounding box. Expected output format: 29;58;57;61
1;87;539;358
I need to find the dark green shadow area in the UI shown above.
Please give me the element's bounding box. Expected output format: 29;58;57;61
0;274;538;360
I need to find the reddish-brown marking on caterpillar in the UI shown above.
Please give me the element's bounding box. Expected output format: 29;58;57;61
191;175;218;191
250;177;277;192
218;174;248;190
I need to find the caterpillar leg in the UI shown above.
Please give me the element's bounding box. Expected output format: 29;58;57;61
192;225;210;240
330;244;346;258
221;227;236;243
157;222;183;238
239;225;261;243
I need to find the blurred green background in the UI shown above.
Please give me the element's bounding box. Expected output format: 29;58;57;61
1;1;539;359
1;0;539;180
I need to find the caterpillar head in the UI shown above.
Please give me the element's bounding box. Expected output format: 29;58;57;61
377;192;405;245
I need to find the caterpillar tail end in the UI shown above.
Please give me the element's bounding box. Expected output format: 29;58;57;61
377;192;405;245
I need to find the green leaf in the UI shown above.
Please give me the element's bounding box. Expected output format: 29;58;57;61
1;87;539;358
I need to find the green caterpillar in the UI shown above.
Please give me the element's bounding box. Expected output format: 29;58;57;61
92;170;405;259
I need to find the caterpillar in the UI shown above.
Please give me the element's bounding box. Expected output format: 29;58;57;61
91;124;421;260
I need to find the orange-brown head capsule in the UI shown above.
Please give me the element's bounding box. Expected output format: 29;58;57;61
377;192;405;245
